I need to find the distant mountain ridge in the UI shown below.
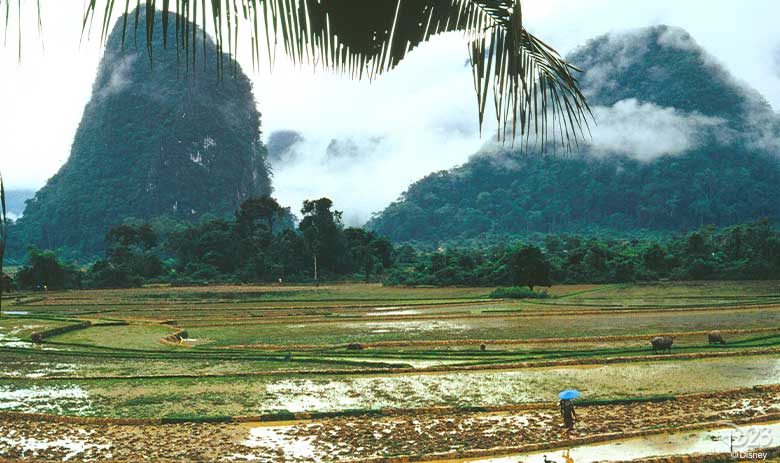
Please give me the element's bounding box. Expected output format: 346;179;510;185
3;189;34;220
368;26;780;244
10;8;271;258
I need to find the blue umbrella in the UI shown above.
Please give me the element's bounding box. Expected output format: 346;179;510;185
558;389;581;400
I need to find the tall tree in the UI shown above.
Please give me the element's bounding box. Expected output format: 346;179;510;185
344;228;394;282
236;196;285;241
299;198;342;285
509;245;551;291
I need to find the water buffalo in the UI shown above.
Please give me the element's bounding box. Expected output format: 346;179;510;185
651;336;673;354
708;330;725;345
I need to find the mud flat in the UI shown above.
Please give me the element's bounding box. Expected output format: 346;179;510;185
2;387;779;462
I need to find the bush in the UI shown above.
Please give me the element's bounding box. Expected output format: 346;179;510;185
84;260;144;288
1;273;14;292
490;286;549;299
15;247;82;290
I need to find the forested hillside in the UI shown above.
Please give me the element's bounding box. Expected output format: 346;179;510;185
9;8;271;259
369;26;780;244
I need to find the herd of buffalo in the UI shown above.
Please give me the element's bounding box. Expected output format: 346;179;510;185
650;331;725;354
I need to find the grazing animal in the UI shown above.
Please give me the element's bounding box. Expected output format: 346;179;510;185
480;343;486;351
651;336;673;354
708;330;725;345
346;343;365;351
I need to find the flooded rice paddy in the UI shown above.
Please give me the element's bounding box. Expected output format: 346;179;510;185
4;282;780;461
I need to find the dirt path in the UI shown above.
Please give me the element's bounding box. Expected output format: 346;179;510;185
1;389;780;462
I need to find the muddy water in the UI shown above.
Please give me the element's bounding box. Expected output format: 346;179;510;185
470;422;780;463
0;385;91;414
260;356;780;412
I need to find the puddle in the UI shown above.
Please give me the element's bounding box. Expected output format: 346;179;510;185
0;362;76;378
471;422;780;462
258;358;780;413
0;385;92;414
3;311;30;315
180;338;212;346
367;310;421;316
363;320;468;334
0;340;34;348
237;425;318;460
0;429;110;461
367;307;421;316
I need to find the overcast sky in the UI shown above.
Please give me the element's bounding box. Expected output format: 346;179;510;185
1;0;779;223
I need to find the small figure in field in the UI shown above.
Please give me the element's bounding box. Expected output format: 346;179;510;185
651;336;673;354
480;343;486;351
708;330;726;345
560;398;576;438
543;455;557;463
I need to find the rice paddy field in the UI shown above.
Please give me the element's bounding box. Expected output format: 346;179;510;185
2;281;780;462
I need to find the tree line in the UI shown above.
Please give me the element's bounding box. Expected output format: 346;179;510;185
385;219;780;288
5;196;392;291
4;197;780;292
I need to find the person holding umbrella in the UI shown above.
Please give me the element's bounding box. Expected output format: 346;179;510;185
559;389;580;438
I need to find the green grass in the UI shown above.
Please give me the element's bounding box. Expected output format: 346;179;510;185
51;324;176;350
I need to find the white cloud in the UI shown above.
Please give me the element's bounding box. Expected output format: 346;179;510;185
656;26;698;51
587;99;725;160
257;32;488;225
97;55;136;99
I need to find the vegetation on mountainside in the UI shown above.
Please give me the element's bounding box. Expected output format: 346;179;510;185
369;149;780;244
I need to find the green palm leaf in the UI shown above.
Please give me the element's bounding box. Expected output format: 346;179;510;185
0;172;7;316
4;0;591;147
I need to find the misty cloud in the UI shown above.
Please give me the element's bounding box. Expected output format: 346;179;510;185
575;30;651;98
266;130;304;164
262;33;487;227
269;127;484;226
656;26;699;52
773;45;780;78
588;99;725;160
97;55;136;99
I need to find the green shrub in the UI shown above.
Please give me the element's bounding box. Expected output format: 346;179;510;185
490;286;549;299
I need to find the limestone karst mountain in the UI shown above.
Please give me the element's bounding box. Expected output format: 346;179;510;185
368;26;780;244
13;8;271;258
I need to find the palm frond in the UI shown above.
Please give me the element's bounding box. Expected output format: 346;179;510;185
77;0;591;147
0;172;7;317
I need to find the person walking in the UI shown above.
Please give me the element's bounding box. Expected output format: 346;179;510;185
557;389;580;439
560;398;576;438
